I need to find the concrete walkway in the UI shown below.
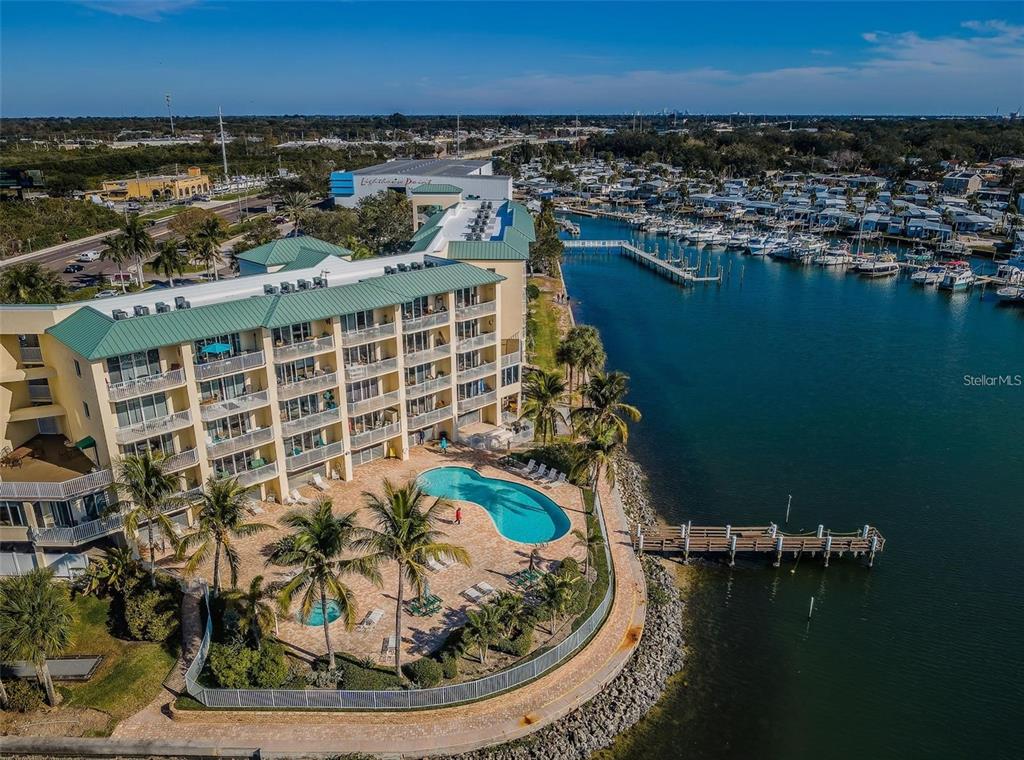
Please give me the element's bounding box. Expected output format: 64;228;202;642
112;478;647;757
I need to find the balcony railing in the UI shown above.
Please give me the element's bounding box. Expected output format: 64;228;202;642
281;407;342;438
501;349;522;368
108;368;187;402
402;311;449;333
198;390;270;422
347;390;401;417
339;322;396;347
285;441;346;472
115;410;193;445
0;469;113;501
272;336;335;363
349;421;402;450
351;445;385;466
343;357;399;382
456;332;496;352
457;390;497;413
405;374;452;399
404;344;451;365
28;385;53;403
163;447;200;472
277;372;338;401
408;405;453;430
19;346;43;364
237;462;279;487
205;426;275;459
455;300;496;321
458;361;497;383
194;351;266;381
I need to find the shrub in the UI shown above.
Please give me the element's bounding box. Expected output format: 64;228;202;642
338;660;402;690
123;588;178;642
403;657;443;687
495;628;534;657
440;653;459;679
558;557;581;578
208;642;259;688
251;642;290;688
5;679;44;712
309;666;342;689
526;282;541;301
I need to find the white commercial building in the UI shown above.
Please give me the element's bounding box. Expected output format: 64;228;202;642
330;158;512;207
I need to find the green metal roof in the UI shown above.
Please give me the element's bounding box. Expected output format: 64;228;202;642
448;240;529;261
235;237;347;267
46;262;504;360
279;248;345;272
411;183;463;195
410;208;450;242
507;202;536;242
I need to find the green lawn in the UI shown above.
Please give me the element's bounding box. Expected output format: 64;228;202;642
527;279;560;371
139;206;187;221
60;595;178;734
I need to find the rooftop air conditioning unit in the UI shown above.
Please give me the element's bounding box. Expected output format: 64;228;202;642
384;266;395;275
178;300;191;310
155;302;170;313
264;284;276;295
112;309;129;320
312;276;324;288
134;305;150;317
280;282;293;293
174;296;187;309
410;261;422;270
297;279;310;291
397;263;409;272
424;260;435;268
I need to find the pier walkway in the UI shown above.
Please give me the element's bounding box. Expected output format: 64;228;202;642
563;239;723;285
634;522;886;567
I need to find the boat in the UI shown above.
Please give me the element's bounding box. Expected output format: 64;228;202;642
910;265;946;285
813;242;853;266
725;227;754;249
691;224;724;243
938;267;975;291
745;236;773;256
857;254;900;277
995;285;1024;305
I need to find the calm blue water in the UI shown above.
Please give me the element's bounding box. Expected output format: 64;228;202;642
560;215;1024;760
418;466;571;543
301;599;342;626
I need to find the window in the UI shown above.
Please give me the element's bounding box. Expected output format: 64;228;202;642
212;451;259;478
455;287;478;309
279;393;322;422
205;413;250;442
275;357;316;385
458;379;489;400
339;310;374;333
82;402;90;418
272;322;312;346
285;429;327;456
502;365;520;386
405;362;434;385
82;491;108;520
0;501;27;527
346;378;380;403
114;393;168;427
121;433;175;458
106;349;160;385
194;334;241;363
343;344;381;366
74;360;81;377
457;351;482;372
199;373;246;403
403;331;430;354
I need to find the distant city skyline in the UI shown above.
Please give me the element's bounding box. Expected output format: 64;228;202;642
1;1;1022;117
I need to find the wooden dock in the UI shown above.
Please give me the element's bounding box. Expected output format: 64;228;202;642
633;522;885;567
563;239;723;286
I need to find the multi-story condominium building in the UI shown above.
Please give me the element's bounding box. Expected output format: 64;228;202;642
0;193;532;577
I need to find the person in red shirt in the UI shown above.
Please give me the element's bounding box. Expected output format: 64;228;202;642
454;507;462;525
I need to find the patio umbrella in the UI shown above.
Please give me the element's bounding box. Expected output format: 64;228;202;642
201;342;232;355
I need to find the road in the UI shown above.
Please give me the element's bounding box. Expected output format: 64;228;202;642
0;196;272;288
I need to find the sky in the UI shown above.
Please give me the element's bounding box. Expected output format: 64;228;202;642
2;1;1022;117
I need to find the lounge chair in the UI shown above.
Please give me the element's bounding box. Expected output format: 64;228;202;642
542;469;560;485
475;581;496;598
426;557;445;572
529;464;548;481
289;488;312;505
553;472;568;485
515;459;536;477
311;473;329;492
437;554;456;568
358;608;384;631
463;586;484;603
381;635;396;659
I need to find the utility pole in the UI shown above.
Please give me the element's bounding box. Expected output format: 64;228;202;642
165;93;175;137
218;106;229;180
456;114;461;158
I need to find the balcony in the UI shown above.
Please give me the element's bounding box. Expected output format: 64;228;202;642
0;469;113;502
19;346;43;364
343;357;399;382
115;410;193;445
347;390;401;417
194;351;266;381
455;300;496;321
285;441;346;473
28;385;52;403
349;421;402;450
199;390;270;422
272;336;335;363
501;349;522;368
237;461;279;487
281;407;342;438
404;344;451;365
402;311;450;333
458;361;497;383
405;374;452;399
277;371;338;401
108;368;187;402
339;322;396;347
205;426;275;459
32;513;125;547
163;447;199;472
351;445;385;466
408;405;453;430
456;332;496;352
458;390;497;413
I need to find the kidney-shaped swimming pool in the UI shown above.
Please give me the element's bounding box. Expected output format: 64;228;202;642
417;466;571;544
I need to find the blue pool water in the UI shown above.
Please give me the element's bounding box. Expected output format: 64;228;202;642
300;599;342;626
417;466;571;543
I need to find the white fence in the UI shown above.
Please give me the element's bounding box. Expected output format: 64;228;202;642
184;484;614;710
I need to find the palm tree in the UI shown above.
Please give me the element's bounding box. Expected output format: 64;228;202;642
120;214;155;288
177;476;271;596
150;239;189;287
354;479;470;679
186;232;216;280
570;371;641;443
570;326;606;393
0;262;69;304
81;545;141;597
537;571;580;636
571;420;627;488
225;574;277;648
0;569;75;706
493;591;526;638
571;527;603;580
100;234;130;292
521;369;567;444
462;604;501;664
282;191;312;233
196;216;227;280
267;499;378;670
115;452;185;588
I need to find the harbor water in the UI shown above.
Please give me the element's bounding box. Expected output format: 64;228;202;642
559;215;1023;760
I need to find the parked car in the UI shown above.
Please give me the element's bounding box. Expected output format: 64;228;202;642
76;250;101;262
64;263;85;273
93;289;117;299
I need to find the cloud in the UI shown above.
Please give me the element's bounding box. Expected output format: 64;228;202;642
77;0;200;22
810;49;833;57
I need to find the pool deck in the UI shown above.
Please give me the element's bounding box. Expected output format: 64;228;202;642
118;445;649;756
